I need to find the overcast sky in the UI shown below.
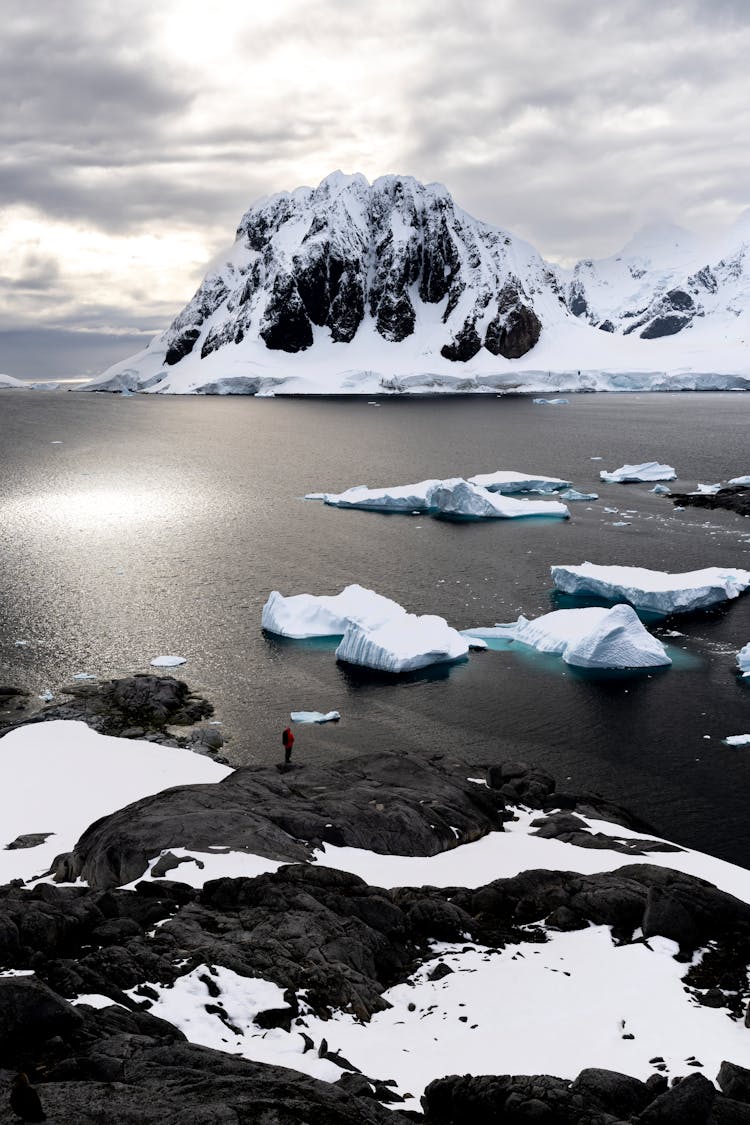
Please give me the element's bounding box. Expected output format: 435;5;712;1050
2;0;749;378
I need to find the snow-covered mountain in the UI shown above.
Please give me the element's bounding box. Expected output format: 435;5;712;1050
87;174;750;395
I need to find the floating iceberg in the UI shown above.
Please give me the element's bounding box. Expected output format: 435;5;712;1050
467;471;570;494
650;484;672;495
551;562;750;614
464;605;670;669
262;584;405;638
600;462;677;483
725;734;750;746
427;479;569;520
729;476;750;487
309;479;440;512
150;655;187;668
559;488;599;502
336;614;468;673
532;397;569;405
290;710;341;723
692;483;722;495
738;643;750;677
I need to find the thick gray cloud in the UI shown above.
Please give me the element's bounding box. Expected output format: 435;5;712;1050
2;0;749;377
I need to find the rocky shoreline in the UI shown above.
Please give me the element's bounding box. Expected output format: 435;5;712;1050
2;688;750;1121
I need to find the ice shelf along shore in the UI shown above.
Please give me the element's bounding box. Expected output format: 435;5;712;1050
600;462;677;483
551;563;750;615
306;475;569;519
463;604;670;670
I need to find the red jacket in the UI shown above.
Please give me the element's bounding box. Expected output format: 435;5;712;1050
282;728;294;748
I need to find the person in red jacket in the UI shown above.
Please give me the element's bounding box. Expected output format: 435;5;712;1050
282;725;295;764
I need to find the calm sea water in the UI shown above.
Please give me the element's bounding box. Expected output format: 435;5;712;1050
1;390;749;864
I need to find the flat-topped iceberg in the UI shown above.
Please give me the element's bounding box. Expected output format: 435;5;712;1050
466;470;570;494
336;614;469;673
309;479;441;512
559;488;599;502
600;462;677;483
262;584;405;638
428;479;569;520
551;562;750;614
465;605;670;669
738;643;750;677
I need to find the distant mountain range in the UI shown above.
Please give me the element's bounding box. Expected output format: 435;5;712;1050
87;172;750;395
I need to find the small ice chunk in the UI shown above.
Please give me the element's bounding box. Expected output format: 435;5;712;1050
290;710;341;723
467;470;571;494
14;640;29;647
426;479;569;520
551;562;750;614
304;492;327;500
737;642;750;677
600;462;676;483
559;489;599;501
729;476;750;487
72;673;97;682
38;690;54;702
262;584;405;639
650;484;671;495
465;636;488;650
150;655;187;668
532;397;569;405
693;483;722;495
336;614;469;673
724;734;750;746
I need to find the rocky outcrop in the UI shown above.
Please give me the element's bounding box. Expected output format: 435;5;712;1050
670;485;750;517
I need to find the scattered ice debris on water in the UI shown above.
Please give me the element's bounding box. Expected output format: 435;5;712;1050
611;521;631;527
600;462;677;484
737;643;750;677
38;690;54;702
559;489;599;502
290;711;341;724
551;562;750;614
603;507;619;514
466;605;670;670
72;673;97;682
14;640;29;647
150;655;187;668
724;734;750;746
650;484;672;495
532;397;568;405
663;630;685;638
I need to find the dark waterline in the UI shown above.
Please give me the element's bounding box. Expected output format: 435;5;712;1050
1;390;749;865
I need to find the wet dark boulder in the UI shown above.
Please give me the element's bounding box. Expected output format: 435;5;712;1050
638;1072;716;1123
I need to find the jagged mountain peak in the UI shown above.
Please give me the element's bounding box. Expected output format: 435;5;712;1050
89;173;750;395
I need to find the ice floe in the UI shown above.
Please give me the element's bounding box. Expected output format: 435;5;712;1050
551;562;750;614
467;470;571;494
150;655;187;668
261;584;404;638
729;475;750;486
465;605;670;669
532;397;569;404
308;479;440;512
737;642;750;677
336;614;468;673
650;484;672;495
0;720;231;885
559;488;599;501
600;462;677;483
427;478;569;520
724;734;750;747
290;710;341;723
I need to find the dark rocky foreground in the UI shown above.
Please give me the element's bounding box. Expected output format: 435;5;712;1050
671;485;750;517
3;746;750;1122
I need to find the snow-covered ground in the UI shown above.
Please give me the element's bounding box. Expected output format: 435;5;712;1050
0;720;231;884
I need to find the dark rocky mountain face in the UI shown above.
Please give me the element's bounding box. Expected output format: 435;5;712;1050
158;172;552;368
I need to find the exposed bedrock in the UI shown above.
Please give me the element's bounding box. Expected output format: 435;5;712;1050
671;485;750;517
